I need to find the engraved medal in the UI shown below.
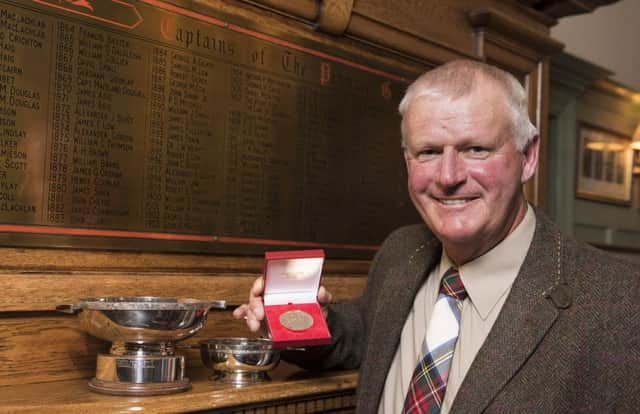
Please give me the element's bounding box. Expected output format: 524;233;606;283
279;310;314;331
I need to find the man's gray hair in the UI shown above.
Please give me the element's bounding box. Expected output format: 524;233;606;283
398;59;538;151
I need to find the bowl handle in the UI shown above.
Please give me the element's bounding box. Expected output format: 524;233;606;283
55;304;81;314
207;300;226;310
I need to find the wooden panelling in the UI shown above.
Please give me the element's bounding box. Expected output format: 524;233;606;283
468;7;562;57
351;0;553;60
246;0;558;67
346;13;464;67
241;0;317;22
199;0;422;81
0;314;108;386
533;0;619;18
221;391;357;414
0;274;367;312
0;248;370;273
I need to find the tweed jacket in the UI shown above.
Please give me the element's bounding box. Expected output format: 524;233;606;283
285;211;640;413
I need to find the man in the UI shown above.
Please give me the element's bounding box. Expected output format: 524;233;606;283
234;60;640;413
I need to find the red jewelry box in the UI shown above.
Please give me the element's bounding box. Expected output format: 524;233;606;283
262;249;331;348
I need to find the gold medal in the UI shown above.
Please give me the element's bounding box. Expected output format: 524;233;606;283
279;310;314;331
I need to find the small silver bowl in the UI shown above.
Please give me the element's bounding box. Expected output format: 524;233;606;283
200;338;280;385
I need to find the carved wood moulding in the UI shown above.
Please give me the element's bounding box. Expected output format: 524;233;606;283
521;0;620;18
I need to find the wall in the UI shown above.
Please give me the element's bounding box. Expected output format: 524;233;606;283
548;52;640;254
551;0;640;91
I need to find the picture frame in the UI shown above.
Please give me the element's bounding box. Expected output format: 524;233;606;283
633;149;640;175
576;124;633;205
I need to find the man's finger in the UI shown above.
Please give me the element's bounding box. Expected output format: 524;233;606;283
249;294;265;319
317;285;333;305
249;277;264;297
245;306;264;332
232;304;248;319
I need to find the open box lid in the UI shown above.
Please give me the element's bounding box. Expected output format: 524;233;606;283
263;249;325;306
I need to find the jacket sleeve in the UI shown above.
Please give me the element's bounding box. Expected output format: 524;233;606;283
282;225;424;371
281;299;366;370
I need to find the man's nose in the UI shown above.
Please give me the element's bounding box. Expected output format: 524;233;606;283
437;148;466;187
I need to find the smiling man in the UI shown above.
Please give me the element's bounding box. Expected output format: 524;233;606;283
401;64;538;266
235;60;640;413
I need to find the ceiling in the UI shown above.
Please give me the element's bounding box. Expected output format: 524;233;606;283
551;0;640;91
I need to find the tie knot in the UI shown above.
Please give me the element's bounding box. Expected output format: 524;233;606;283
440;267;467;301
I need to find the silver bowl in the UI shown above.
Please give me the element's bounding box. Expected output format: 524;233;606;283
200;337;280;385
57;296;226;345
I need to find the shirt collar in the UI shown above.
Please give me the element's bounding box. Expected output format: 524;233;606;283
439;204;536;320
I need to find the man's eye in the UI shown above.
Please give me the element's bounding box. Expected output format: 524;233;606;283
466;146;489;158
415;149;439;161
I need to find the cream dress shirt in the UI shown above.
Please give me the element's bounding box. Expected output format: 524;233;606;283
378;205;536;414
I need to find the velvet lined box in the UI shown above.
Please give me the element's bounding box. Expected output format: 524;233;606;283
262;249;331;348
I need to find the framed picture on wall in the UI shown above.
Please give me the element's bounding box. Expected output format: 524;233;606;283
576;124;633;205
633;150;640;175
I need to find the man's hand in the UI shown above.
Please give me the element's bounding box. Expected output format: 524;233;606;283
232;277;266;332
317;285;333;318
232;277;334;332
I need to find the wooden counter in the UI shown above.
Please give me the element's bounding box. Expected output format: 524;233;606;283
0;363;358;414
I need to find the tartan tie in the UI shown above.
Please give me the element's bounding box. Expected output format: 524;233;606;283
402;267;468;414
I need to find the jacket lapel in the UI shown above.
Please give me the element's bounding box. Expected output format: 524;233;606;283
450;213;567;413
359;230;441;412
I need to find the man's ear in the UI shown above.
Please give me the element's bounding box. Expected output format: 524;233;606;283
521;135;540;183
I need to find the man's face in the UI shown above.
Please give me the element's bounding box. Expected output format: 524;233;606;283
402;79;538;264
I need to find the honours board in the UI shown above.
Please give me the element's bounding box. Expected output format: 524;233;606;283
0;0;419;256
